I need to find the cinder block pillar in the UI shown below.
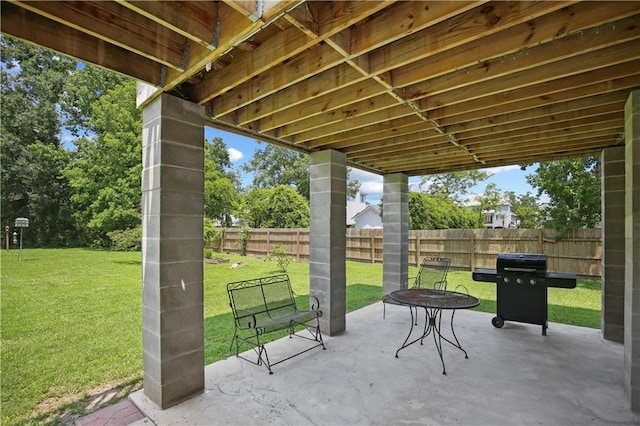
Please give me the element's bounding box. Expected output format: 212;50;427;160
309;150;346;336
601;146;625;342
383;174;409;295
624;89;640;412
141;93;204;409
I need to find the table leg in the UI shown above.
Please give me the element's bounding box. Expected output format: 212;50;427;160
395;307;433;358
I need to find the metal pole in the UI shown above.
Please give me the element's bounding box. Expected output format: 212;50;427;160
19;228;23;261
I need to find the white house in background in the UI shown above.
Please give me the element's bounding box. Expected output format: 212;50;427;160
482;204;518;229
463;195;518;229
347;192;383;229
352;205;382;229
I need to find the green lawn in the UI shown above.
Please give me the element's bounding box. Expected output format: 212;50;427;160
0;248;601;424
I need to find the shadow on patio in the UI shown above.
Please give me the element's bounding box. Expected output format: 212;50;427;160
131;303;639;425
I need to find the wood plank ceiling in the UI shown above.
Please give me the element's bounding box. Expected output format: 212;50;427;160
3;1;640;176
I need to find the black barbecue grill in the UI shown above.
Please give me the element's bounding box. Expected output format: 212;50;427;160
472;253;577;335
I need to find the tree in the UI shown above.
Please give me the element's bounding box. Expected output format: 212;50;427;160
59;64;128;135
1;37;78;245
263;185;310;228
419;170;490;203
407;192;482;230
505;191;541;228
64;79;142;246
525;157;601;231
240;188;273;228
473;183;503;214
242;143;361;200
242;143;310;199
204;137;241;227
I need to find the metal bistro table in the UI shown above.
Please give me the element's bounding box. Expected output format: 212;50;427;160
390;288;480;375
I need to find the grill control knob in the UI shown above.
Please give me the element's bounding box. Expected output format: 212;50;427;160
516;278;523;284
503;277;510;284
530;279;536;285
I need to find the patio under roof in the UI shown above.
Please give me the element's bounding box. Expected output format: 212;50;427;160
2;0;639;416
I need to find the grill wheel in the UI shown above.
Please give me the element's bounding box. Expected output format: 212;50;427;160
492;316;505;328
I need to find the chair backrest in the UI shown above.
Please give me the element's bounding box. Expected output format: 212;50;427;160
227;274;297;327
413;257;451;291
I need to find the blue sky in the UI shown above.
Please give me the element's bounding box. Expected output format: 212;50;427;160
206;126;540;204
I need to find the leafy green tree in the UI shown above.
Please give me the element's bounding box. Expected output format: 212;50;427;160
242;143;361;200
407;192;482;230
473;183;503;214
64;79;141;246
204;137;240;226
505;191;541;228
239;188;272;228
525;157;601;231
1;37;78;245
419;170;490;203
263;185;310;228
59;65;128;135
243;143;310;199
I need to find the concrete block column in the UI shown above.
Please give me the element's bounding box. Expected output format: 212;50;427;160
624;89;640;412
382;174;409;295
141;93;205;409
601;146;626;342
309;150;346;336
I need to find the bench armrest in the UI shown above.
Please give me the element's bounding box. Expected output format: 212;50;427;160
310;295;321;313
233;307;259;329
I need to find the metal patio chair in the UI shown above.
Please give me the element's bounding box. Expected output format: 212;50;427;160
382;257;451;319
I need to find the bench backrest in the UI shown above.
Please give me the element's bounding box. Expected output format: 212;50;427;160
414;257;451;291
227;274;298;327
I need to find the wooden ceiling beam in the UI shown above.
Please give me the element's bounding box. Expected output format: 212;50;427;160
390;2;640;89
453;103;624;140
318;119;430;151
212;1;470;119
229;64;365;125
11;0;185;70
211;42;347;117
371;1;574;77
0;2;161;84
472;135;621;162
430;88;629;131
118;0;219;49
406;18;640;102
348;136;453;161
275;93;399;138
467;120;623;151
257;78;387;133
196;1;392;104
426;61;640;119
296;104;416;144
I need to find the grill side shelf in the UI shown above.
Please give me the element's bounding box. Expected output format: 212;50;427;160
472;268;497;283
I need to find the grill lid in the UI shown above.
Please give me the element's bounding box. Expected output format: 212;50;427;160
496;253;547;275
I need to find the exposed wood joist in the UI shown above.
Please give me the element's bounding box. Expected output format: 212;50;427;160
2;0;638;177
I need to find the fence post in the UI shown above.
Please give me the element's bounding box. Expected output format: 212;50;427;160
266;229;271;255
296;229;301;261
416;232;421;266
370;233;375;263
538;229;543;253
470;230;475;271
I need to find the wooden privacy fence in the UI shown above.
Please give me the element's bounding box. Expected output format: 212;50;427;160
217;228;602;278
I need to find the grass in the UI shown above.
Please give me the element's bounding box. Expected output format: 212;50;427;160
1;249;601;424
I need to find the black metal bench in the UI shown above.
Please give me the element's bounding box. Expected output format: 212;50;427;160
227;274;325;374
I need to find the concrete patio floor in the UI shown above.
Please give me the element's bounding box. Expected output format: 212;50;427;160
130;302;640;425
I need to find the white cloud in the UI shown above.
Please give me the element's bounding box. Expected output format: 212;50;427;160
228;148;244;162
482;165;521;176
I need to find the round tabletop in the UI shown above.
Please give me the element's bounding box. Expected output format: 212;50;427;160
389;288;480;310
